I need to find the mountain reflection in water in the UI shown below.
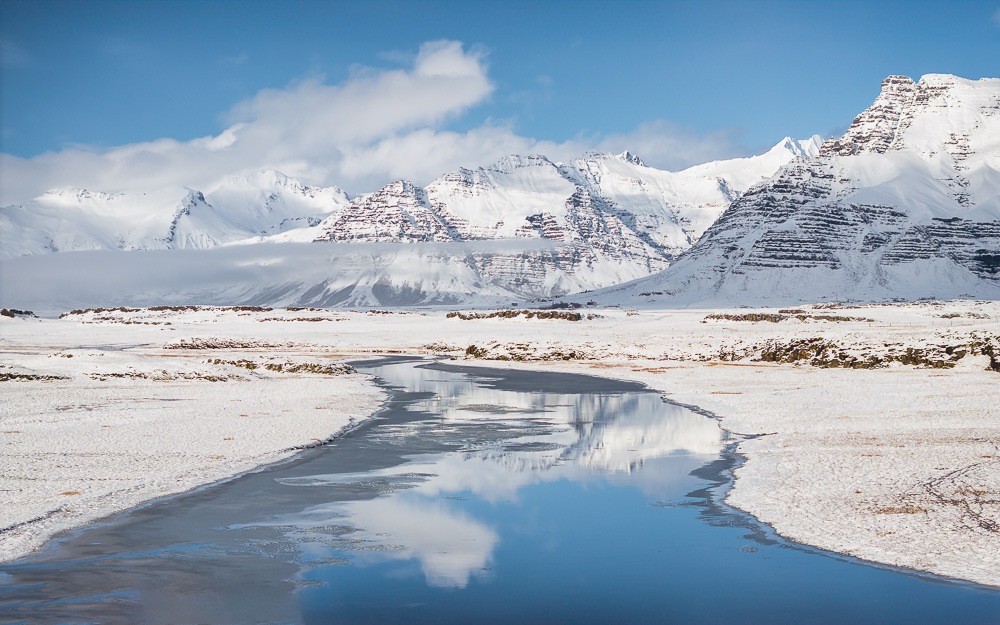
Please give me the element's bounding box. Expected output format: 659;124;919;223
242;360;724;589
5;358;1000;625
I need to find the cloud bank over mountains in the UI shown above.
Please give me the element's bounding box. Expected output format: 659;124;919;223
0;40;750;206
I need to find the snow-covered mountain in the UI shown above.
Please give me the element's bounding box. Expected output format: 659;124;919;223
588;74;1000;307
0;170;348;258
281;141;819;303
1;140;818;308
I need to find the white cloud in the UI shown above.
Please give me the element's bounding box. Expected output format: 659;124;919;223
341;497;498;588
0;40;752;206
0;40;496;204
994;7;1000;27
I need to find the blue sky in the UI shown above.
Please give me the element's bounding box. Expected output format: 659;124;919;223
1;0;998;201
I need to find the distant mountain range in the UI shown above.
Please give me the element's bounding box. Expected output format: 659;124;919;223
0;132;819;308
3;73;997;310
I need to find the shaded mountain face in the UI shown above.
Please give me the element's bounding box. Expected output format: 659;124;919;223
0;141;817;307
593;74;1000;307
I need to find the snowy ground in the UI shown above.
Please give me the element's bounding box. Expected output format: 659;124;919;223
1;301;998;587
0;314;385;563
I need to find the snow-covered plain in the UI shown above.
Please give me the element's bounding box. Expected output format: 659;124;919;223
2;302;999;589
0;313;385;563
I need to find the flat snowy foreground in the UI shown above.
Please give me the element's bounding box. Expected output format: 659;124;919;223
1;302;998;588
0;325;385;563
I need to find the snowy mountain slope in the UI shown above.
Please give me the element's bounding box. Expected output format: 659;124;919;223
0;170;348;258
584;74;1000;307
302;139;820;301
1;139;817;308
315;140;822;254
680;136;824;192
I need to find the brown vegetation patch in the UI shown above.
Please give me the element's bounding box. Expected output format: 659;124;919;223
449;310;585;321
207;358;355;376
741;337;994;370
0;372;68;382
61;305;273;319
702;312;875;324
875;505;927;514
87;370;234;382
164;338;290;350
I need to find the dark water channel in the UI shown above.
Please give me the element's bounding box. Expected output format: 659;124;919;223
1;358;999;624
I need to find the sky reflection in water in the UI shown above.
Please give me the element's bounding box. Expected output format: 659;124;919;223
253;360;724;590
4;359;1000;625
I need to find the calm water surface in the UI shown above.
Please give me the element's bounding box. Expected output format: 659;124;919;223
1;358;998;624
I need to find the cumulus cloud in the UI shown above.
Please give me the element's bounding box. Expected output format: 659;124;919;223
0;39;751;206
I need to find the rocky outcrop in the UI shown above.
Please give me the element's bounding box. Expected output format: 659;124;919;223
820;75;918;156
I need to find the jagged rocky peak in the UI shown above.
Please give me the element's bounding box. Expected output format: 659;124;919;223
576;150;646;167
313;180;457;244
820;73;1000;160
820;75;917;156
617;151;644;166
182;189;207;204
775;135;823;159
487;154;556;174
367;179;421;198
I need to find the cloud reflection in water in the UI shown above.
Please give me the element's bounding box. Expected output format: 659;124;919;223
277;362;725;588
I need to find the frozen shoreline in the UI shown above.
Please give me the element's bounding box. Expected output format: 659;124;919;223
0;331;386;564
2;302;998;587
454;358;1000;588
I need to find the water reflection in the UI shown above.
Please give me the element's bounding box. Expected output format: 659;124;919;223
250;360;725;588
4;359;1000;625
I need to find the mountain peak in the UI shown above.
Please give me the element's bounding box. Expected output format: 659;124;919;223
819;73;1000;159
577;150;645;167
37;188;130;205
487;154;555;174
615;151;644;166
770;135;823;159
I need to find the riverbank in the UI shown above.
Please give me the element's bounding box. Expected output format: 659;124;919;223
457;358;1000;587
0;324;385;563
1;301;997;587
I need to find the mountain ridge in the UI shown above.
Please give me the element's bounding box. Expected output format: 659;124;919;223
580;73;1000;307
1;138;820;307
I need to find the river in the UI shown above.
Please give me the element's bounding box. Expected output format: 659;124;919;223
1;357;998;624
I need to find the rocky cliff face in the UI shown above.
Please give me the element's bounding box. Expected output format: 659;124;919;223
820;75;919;156
594;74;1000;306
